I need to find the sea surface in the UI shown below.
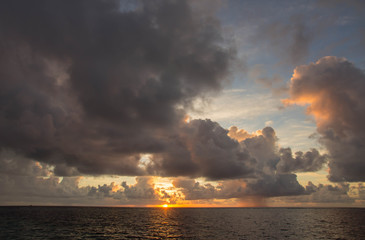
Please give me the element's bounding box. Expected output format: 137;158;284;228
0;207;365;239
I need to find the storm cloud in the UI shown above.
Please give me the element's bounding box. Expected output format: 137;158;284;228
146;119;256;180
0;0;234;176
284;56;365;182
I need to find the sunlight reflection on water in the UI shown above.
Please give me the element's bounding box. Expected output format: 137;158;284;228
1;207;365;239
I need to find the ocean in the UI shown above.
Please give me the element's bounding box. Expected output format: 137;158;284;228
0;207;364;239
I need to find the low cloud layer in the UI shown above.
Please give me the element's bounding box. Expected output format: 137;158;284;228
0;148;357;206
172;178;359;205
284;56;365;182
0;151;162;205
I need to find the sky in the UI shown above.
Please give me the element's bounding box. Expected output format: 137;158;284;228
1;0;365;207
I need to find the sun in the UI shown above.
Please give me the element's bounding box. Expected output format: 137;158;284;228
162;204;169;208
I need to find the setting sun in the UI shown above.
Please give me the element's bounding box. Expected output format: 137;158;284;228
162;204;169;208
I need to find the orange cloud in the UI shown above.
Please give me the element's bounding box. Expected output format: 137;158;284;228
284;56;365;182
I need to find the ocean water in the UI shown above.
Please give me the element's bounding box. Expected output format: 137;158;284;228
0;207;365;239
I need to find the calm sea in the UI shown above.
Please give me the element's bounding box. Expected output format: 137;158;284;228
0;207;364;239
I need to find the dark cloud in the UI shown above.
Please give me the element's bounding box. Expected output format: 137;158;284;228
235;126;327;176
284;56;365;182
277;148;327;173
0;0;234;176
147;119;256;180
169;126;327;199
244;174;305;197
228;126;326;197
172;174;305;200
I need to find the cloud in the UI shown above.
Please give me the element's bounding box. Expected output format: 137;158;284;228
172;174;305;200
354;183;365;200
147;122;325;181
0;153;89;203
146;119;256;180
301;182;354;203
171;177;356;205
244;174;305;197
168;126;327;199
0;0;234;176
284;56;365;182
277;148;327;173
121;177;158;200
0;139;328;204
0;150;164;205
172;178;220;200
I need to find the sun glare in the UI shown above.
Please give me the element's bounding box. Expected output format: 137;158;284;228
162;204;169;208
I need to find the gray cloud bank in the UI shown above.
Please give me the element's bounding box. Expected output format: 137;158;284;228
171;178;359;205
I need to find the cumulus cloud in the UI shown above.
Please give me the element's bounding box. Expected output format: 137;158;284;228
284;56;365;182
147;122;325;181
277;148;327;173
172;178;220;200
121;177;158;200
228;126;255;142
168;126;327;199
147;119;256;180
